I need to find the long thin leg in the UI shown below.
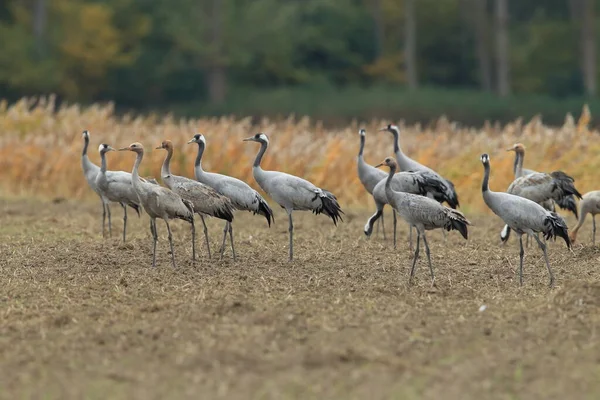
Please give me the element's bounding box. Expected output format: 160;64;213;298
199;215;211;259
380;212;386;240
228;223;237;261
288;211;294;262
165;220;176;268
533;234;554;287
422;233;435;285
408;231;420;284
518;235;525;286
219;221;228;259
392;210;397;250
102;202;107;238
107;204;112;238
375;218;380;237
408;224;413;252
150;219;158;268
191;216;196;264
121;203;128;243
526;234;530;248
593;215;597;245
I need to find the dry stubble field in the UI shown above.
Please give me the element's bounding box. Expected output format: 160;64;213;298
1;195;600;400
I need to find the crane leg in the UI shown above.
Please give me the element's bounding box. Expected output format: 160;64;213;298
408;231;420;284
288;211;294;262
380;212;386;240
228;223;237;261
102;202;107;238
150;219;158;268
593;216;597;245
121;203;128;243
199;215;211;259
165;220;176;268
219;222;228;260
422;232;435;286
189;216;196;264
107;204;113;238
408;225;413;252
533;234;554;287
518;235;525;286
392;210;397;250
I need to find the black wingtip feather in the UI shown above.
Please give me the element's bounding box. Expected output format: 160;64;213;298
256;197;274;227
544;212;571;249
555;195;579;218
314;191;344;225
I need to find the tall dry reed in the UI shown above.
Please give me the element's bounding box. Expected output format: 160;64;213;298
1;96;599;213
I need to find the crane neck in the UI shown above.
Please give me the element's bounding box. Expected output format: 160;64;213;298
358;135;365;158
513;151;524;178
481;162;490;193
131;150;143;186
253;140;268;168
391;131;410;168
82;135;89;157
194;142;205;171
384;163;398;202
100;150;108;174
161;146;173;178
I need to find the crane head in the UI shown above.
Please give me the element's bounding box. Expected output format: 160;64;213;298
119;142;144;153
374;156;397;171
82;130;90;139
98;144;115;153
358;129;366;137
480;154;490;164
378;124;399;135
155;140;173;150
506;143;525;153
187;133;205;145
243;133;269;144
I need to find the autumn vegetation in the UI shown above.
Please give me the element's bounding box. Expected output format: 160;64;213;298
1;97;598;214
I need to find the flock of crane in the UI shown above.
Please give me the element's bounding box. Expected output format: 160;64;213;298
81;125;600;286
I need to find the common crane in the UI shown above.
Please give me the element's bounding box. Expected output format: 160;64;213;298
569;190;600;245
480;153;571;287
187;133;273;260
243;133;343;261
375;157;470;285
119;143;196;268
156;140;235;259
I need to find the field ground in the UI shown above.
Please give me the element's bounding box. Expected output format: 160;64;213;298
1;196;600;399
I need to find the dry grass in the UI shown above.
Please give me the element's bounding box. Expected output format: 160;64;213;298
1;97;600;214
1;197;600;399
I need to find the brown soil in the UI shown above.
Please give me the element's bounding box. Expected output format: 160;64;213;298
1;197;600;400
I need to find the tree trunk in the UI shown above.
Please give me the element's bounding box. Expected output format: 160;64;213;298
472;0;492;91
581;0;596;96
404;0;418;90
32;0;47;58
494;0;510;97
206;0;227;105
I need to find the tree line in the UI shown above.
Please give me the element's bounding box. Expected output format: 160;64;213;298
0;0;597;119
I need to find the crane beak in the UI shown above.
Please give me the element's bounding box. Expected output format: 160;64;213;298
118;147;129;151
374;162;384;168
186;139;195;144
155;145;163;150
377;127;387;132
106;146;116;152
506;147;515;152
242;137;254;142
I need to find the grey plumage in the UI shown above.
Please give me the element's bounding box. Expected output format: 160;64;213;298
244;133;343;261
569;190;600;245
156;140;235;260
501;143;582;243
375;157;470;285
119;142;196;268
95;143;142;242
480;153;571;287
380;124;459;209
188;133;274;260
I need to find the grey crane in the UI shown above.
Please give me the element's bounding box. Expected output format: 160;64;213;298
379;124;459;209
364;168;450;250
187;133;273;260
356;128;388;237
374;157;470;285
156;140;235;260
81;130;113;237
500;149;582;244
119;142;196;268
480;153;571;287
569;190;600;245
507;143;578;216
95;144;142;243
243;133;343;261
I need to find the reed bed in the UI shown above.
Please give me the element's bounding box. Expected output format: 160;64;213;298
1;96;598;213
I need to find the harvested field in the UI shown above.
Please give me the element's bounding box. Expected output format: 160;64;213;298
1;196;600;399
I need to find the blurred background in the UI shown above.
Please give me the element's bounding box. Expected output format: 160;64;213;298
0;0;598;125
